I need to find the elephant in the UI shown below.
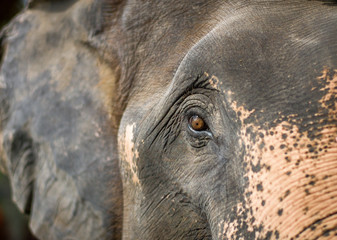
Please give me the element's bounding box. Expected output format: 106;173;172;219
0;0;337;239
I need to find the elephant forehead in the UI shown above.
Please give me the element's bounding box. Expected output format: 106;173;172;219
170;4;337;132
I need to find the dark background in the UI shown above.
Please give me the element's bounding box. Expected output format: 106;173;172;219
0;0;37;239
0;0;24;28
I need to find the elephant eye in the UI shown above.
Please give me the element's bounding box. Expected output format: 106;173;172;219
189;115;207;131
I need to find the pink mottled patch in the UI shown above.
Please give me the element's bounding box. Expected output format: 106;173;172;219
120;123;140;185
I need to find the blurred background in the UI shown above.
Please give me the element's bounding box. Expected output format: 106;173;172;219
1;0;37;239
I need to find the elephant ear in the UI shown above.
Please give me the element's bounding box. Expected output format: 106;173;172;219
0;0;123;239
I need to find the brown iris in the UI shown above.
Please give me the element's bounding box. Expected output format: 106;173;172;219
189;115;206;131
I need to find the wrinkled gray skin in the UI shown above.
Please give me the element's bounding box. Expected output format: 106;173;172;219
1;0;337;239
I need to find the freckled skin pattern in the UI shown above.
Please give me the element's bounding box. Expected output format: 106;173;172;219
0;0;337;239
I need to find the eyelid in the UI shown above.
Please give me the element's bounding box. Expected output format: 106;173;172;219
180;94;212;111
188;124;214;139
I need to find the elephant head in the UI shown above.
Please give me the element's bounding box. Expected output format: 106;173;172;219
0;0;336;239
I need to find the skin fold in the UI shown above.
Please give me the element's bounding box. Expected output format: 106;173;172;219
0;0;336;239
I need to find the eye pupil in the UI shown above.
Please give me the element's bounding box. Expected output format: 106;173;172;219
189;115;206;131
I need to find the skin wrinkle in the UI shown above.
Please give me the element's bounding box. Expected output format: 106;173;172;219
222;67;337;239
145;73;218;151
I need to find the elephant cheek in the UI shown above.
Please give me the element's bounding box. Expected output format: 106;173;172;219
222;120;337;239
217;69;337;239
